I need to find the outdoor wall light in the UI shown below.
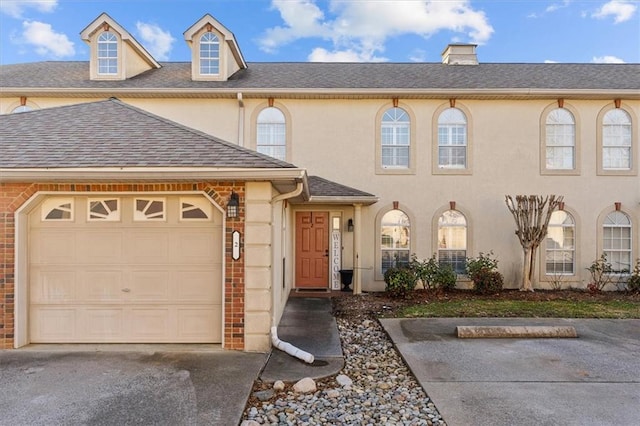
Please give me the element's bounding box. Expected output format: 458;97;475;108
347;218;354;232
227;191;239;218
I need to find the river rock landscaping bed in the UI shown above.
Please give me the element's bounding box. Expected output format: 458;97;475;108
241;314;446;425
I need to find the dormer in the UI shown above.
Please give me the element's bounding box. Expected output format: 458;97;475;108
80;13;160;81
184;14;247;81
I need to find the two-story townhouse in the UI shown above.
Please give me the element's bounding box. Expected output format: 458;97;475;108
1;13;638;351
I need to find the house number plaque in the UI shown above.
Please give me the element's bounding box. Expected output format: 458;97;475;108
232;230;241;260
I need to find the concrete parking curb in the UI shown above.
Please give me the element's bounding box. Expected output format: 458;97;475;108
456;325;578;338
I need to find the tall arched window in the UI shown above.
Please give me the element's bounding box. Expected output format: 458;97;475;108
438;108;467;169
381;107;410;168
603;211;632;273
200;32;220;75
602;109;632;170
98;32;118;75
437;210;467;274
545;210;575;275
546;108;575;170
380;210;410;275
257;107;286;161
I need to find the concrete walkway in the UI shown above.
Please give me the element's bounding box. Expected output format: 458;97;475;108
380;318;640;426
260;297;344;382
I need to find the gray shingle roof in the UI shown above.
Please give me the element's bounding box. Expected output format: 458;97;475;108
1;61;638;92
307;176;375;198
0;98;296;169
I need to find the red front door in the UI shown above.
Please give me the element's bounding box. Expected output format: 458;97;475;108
295;212;329;288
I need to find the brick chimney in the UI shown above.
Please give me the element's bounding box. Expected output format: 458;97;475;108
441;44;479;65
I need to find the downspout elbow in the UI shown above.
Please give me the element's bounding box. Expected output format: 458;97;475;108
271;326;314;364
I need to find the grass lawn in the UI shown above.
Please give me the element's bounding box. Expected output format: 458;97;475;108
399;299;640;319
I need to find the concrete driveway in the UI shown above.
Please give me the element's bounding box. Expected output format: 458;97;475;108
0;345;266;426
380;318;640;426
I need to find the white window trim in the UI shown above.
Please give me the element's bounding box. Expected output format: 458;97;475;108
133;197;167;221
375;103;416;175
374;204;416;281
250;101;292;162
540;208;580;283
432;103;473;175
540;103;581;176
596;103;638;176
180;196;213;221
596;208;637;277
41;197;74;222
87;198;121;222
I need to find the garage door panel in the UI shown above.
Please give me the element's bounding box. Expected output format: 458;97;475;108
129;270;170;301
77;231;122;264
30;308;77;341
174;228;222;264
31;269;77;303
126;231;169;264
82;309;124;340
129;309;170;340
30;230;76;264
178;307;221;342
81;271;126;302
174;270;222;303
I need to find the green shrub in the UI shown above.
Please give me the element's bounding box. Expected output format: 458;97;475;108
471;269;504;294
586;253;615;293
627;259;640;294
465;251;503;294
384;266;418;299
434;263;457;291
409;254;458;291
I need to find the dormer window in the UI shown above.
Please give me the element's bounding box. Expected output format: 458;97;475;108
98;32;118;75
200;32;220;75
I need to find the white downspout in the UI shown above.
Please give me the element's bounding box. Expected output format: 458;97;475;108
237;92;245;147
270;181;315;363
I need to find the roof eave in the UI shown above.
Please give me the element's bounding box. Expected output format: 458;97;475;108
307;195;379;206
0;167;306;183
3;87;638;100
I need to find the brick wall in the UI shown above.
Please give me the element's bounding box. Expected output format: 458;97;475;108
0;182;245;350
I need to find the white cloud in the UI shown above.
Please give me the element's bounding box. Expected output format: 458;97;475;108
19;20;74;58
308;47;387;62
0;0;57;18
261;0;494;62
592;55;625;63
545;0;572;13
136;21;175;61
592;0;637;23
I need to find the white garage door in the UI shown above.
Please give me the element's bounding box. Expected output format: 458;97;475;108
29;195;223;343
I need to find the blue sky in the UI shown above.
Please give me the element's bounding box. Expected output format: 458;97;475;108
0;0;638;65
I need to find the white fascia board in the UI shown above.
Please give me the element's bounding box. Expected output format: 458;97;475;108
0;167;306;183
307;196;379;206
4;87;639;100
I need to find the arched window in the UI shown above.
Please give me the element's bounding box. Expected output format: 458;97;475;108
603;211;632;273
257;107;286;161
12;105;33;113
438;108;467;169
380;210;410;275
98;32;118;75
381;107;410;168
545;211;575;275
602;109;632;170
437;210;467;274
200;32;220;75
546;108;575;170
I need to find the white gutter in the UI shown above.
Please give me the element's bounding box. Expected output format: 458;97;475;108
237;92;245;147
4;88;639;100
270;181;315;364
0;167;306;183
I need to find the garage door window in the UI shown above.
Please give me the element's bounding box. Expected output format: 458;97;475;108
41;198;74;221
134;198;165;221
88;198;120;221
180;196;212;221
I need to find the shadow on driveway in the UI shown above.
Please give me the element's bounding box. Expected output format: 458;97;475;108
0;347;266;426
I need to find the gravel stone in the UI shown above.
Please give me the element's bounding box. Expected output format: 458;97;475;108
242;317;446;425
